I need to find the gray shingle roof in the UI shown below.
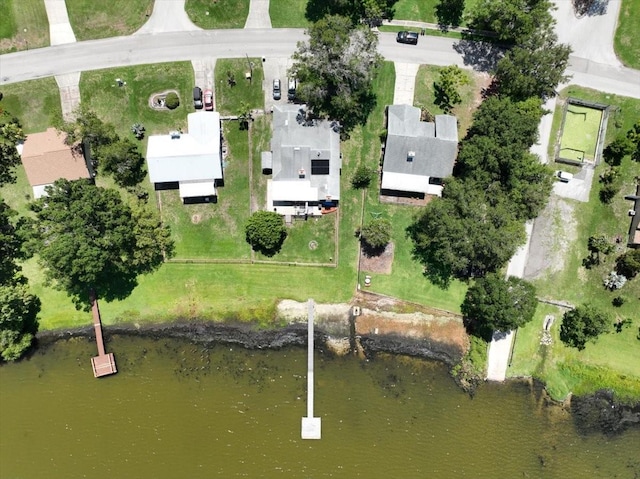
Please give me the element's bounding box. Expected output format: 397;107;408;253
266;105;341;201
383;105;458;182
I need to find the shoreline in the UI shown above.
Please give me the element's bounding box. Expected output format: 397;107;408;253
33;318;640;436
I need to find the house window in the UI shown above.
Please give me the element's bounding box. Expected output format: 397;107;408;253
311;159;330;175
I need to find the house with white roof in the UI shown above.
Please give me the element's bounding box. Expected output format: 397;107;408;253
146;112;223;203
262;105;341;216
381;104;458;198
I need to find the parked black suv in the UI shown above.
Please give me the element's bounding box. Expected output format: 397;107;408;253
396;31;419;45
193;86;203;109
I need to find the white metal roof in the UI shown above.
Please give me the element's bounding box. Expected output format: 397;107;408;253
147;112;222;184
271;180;319;202
381;171;431;193
178;180;216;198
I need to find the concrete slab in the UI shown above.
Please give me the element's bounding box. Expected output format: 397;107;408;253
44;0;76;45
245;0;272;29
486;331;514;382
135;0;201;35
393;62;419;105
55;72;81;121
552;165;594;203
192;59;217;108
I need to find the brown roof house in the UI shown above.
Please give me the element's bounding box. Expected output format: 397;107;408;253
20;128;92;199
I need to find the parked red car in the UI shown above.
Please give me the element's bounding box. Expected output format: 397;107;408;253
204;89;213;111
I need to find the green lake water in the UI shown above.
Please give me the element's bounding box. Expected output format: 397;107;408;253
1;335;639;478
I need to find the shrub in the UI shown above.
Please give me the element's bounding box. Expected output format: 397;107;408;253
615;249;640;278
603;135;633;166
560;304;611;350
359;218;392;254
245;211;287;256
165;92;180;110
351;164;375;189
612;296;625;307
599;183;620;203
603;271;627;290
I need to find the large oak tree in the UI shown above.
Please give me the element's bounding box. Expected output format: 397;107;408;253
289;15;382;134
0;109;26;187
31;179;173;309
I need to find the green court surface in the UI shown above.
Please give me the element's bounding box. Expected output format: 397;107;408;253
558;104;603;162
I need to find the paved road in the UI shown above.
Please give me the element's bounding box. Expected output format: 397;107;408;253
2;31;639;99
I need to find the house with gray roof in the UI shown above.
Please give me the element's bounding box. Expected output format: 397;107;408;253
262;105;341;216
146;112;223;203
381;104;458;198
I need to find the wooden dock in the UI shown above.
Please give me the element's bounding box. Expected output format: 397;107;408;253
89;291;117;378
301;299;321;439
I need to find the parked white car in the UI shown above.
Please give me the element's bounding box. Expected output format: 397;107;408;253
555;170;573;183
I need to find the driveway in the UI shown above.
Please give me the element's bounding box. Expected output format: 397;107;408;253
135;0;200;34
552;165;595;203
43;0;76;45
393;62;419;105
262;56;292;112
245;0;272;29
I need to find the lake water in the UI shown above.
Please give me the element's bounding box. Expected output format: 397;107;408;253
1;335;639;478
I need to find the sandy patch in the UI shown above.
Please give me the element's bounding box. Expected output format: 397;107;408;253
360;242;394;274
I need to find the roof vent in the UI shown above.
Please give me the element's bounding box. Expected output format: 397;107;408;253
299;168;305;178
407;150;415;162
170;131;181;139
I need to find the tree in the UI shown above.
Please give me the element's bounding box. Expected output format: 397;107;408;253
0;199;27;284
57;106;117;152
30;179;173;309
435;0;465;28
289;15;382;133
351;164;375;189
245;211;287;256
466;0;554;44
0;110;26;187
0;282;40;361
586;235;614;266
96;138;146;187
433;65;469;113
560;304;611;350
461;274;537;340
359;218;392;254
615;249;640;279
494;29;571;102
407;179;526;286
237;101;253;131
603;135;634;166
625;121;640;162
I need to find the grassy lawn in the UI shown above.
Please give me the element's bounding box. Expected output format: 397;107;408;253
79;62;195;137
0;77;62;133
254;214;337;264
0;0;49;53
614;0;640;69
508;303;640;401
270;0;310;28
185;0;249;29
159;123;252;260
413;64;484;136
509;85;640;401
558;104;602;162
66;0;153;40
215;58;265;116
392;0;480;24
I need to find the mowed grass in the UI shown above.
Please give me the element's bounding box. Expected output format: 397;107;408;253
508;304;640;401
0;77;62;133
0;0;49;53
413;64;484;136
79;62;195;137
559;104;602;162
614;0;640;69
269;0;310;28
185;0;249;29
215;58;265;115
66;0;153;40
159;123;253;260
392;0;480;24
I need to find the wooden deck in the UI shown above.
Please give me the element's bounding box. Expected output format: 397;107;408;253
90;291;117;378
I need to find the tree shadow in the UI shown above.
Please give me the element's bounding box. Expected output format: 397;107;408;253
453;38;505;72
435;0;465;30
360;240;387;258
573;0;609;17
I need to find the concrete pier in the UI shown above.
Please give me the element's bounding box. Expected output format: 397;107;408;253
301;299;321;439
